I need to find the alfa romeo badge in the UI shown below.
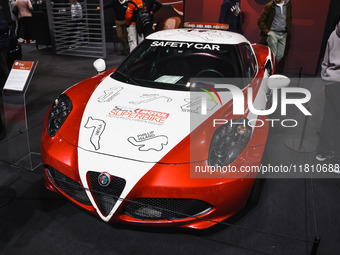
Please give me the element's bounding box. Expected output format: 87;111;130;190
98;172;111;187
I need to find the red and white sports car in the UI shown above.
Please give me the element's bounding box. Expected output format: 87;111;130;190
41;27;287;229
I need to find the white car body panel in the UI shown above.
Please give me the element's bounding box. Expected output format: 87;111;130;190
147;29;250;45
75;33;272;220
77;72;269;220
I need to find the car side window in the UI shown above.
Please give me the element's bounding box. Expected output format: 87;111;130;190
238;43;257;81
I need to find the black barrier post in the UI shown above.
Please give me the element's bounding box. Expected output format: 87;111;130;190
285;67;318;152
285;106;317;152
310;236;320;255
0;114;5;141
297;67;303;87
298;107;309;150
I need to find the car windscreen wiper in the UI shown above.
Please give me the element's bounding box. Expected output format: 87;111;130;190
113;71;139;85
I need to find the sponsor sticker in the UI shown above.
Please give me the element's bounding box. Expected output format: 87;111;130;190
150;41;220;51
107;106;170;125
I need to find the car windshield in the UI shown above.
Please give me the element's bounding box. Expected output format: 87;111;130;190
111;39;247;91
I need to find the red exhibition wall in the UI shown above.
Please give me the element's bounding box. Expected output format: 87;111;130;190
185;0;331;75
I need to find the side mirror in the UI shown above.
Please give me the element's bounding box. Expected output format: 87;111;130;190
267;74;291;89
93;59;106;73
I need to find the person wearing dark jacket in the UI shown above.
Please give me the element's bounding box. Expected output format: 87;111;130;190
257;0;292;62
125;0;144;51
101;0;129;55
0;4;10;87
218;0;243;34
144;0;162;35
125;0;161;51
315;22;340;166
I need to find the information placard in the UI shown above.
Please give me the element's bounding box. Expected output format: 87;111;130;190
3;61;35;92
2;60;40;171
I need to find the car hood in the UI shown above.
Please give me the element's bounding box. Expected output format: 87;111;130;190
75;76;233;163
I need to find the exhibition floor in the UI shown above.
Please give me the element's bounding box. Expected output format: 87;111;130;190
1;44;340;255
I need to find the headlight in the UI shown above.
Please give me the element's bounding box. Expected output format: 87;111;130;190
47;94;72;137
208;118;252;167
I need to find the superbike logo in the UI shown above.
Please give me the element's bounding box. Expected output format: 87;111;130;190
108;106;170;125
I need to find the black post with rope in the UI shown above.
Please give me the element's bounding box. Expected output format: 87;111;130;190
285;67;317;153
310;236;320;255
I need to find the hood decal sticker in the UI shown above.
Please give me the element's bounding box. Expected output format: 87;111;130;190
84;117;106;151
181;97;217;114
107;106;170;126
129;94;172;105
128;132;168;152
78;77;229;163
97;86;123;103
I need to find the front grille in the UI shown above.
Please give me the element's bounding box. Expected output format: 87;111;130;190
88;171;126;216
46;166;91;205
123;198;213;221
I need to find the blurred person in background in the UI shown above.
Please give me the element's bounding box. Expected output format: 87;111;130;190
98;0;129;55
9;0;18;38
144;0;162;35
70;0;82;22
15;0;35;44
257;0;292;62
125;0;146;52
68;0;83;48
0;3;10;87
315;22;340;166
219;0;243;34
125;0;162;52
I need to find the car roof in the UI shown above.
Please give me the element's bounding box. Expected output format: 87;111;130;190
146;28;250;45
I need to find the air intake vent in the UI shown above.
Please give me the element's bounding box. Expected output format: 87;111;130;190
46;166;91;205
124;198;212;221
88;171;126;216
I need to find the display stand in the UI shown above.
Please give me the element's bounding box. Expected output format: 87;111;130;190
2;60;41;171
